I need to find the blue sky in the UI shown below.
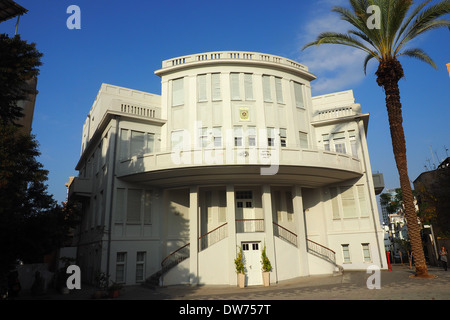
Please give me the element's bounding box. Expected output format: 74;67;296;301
1;0;449;205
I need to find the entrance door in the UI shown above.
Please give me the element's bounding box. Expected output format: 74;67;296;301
242;242;262;286
236;191;255;232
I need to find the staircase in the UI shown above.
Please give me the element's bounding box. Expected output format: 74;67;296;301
144;222;343;287
143;223;228;287
306;239;344;275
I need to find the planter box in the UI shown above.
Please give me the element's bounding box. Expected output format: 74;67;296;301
262;272;270;287
237;273;245;288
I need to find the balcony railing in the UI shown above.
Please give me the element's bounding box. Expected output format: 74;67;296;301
235;219;265;233
159;51;309;73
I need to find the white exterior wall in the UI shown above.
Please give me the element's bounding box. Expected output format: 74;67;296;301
71;51;386;288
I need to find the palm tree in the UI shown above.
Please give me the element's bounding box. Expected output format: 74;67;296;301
303;0;450;278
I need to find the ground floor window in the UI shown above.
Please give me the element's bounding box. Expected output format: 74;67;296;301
116;252;127;283
362;243;371;262
136;251;146;282
342;244;351;263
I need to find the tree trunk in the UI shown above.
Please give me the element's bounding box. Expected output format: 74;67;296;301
376;59;430;278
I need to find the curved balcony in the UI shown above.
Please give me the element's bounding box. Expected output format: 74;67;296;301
117;146;362;188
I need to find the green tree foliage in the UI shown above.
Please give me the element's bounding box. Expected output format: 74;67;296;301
0;34;43;126
0;125;80;274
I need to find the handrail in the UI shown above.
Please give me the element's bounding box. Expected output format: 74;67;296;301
198;223;228;251
273;222;298;247
306;239;336;264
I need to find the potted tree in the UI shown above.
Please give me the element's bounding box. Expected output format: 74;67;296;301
234;246;245;288
261;245;272;287
108;281;123;298
93;271;109;299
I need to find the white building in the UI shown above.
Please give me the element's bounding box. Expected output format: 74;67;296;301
68;51;387;287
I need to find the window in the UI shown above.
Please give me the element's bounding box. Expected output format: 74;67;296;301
120;129;129;160
267;128;275;147
341;186;357;218
357;185;369;217
293;82;304;108
244;73;253;100
213;127;222;147
171;130;185;151
349;130;358;157
362;244;371;262
197;74;207;102
230;73;240;100
136;252;146;282
115;188;125;223
275;77;283;103
247;126;257;147
198;127;208;148
322;134;330;151
299;132;308;149
172;78;184;106
236;191;252;199
211;73;221;101
127;189;142;224
130;131;144;156
116;252;127;283
280;128;287;147
263;75;272;102
333;132;346;154
342;244;351;263
234;126;243;147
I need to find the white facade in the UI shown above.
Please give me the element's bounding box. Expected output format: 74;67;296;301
69;51;387;287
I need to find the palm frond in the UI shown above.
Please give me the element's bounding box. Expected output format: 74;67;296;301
363;53;379;75
395;0;450;55
397;48;437;69
302;32;377;58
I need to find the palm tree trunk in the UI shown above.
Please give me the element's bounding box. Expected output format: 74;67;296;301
376;59;429;277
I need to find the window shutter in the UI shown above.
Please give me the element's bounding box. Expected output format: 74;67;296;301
244;73;253;100
172;78;184;106
197;74;207;102
275;77;283;103
294;82;304;108
212;73;221;101
230;73;240;100
127;189;142;224
263;75;272;102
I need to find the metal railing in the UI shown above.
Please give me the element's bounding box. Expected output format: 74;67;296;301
198;223;228;251
273;222;298;247
235;219;265;233
306;239;336;265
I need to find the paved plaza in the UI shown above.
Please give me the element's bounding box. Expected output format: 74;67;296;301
14;264;450;301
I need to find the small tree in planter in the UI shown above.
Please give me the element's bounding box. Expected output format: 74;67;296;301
93;271;109;299
261;245;272;286
234;246;245;288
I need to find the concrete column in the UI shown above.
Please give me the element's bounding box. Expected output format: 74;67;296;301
226;184;237;285
292;185;309;276
261;184;276;283
189;186;199;285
